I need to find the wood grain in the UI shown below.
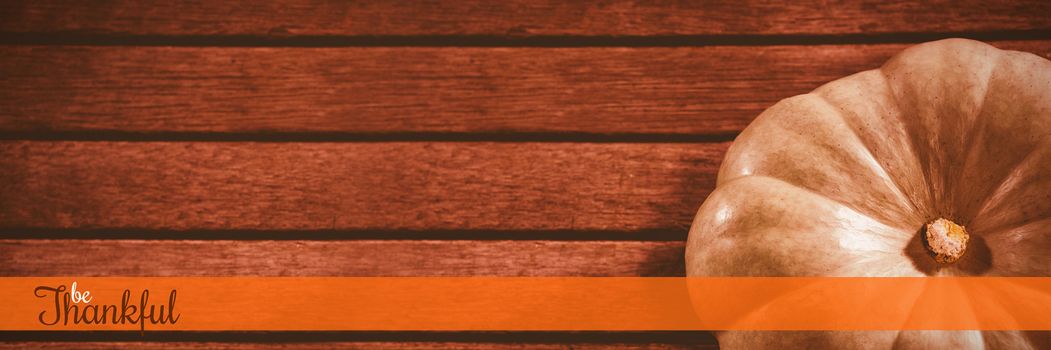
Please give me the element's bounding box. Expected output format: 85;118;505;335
7;2;1034;349
0;141;725;232
0;341;715;349
0;331;720;348
0;0;1047;37
2;41;1048;137
0;240;686;276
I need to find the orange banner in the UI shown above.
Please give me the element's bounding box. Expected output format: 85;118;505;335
0;277;1048;331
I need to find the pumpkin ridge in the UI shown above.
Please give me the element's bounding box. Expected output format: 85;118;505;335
973;217;1051;250
718;93;920;228
950;46;1004;219
982;223;1051;276
828;256;919;277
756;172;913;233
969;141;1051;234
969;139;1050;228
953;289;1022;348
810;89;921;219
710;174;912;239
878;39;1001;218
876;66;936;219
686;175;912;278
889;291;927;346
955;51;1051;226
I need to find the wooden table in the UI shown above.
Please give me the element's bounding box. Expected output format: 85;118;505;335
1;1;1048;348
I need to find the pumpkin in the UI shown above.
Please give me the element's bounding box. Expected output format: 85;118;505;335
685;38;1050;349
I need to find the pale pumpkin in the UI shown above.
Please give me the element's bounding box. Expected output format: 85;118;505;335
686;39;1050;349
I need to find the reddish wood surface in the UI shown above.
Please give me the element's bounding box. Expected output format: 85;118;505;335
0;341;716;349
0;141;726;232
2;1;1047;348
1;0;1048;36
1;41;1048;136
0;240;686;277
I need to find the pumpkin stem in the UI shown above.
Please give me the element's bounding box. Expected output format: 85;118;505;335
923;218;969;264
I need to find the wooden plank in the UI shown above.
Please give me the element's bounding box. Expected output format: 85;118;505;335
0;141;725;232
2;42;1048;137
0;330;719;347
0;331;720;348
0;341;715;349
0;0;1047;37
0;240;686;276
